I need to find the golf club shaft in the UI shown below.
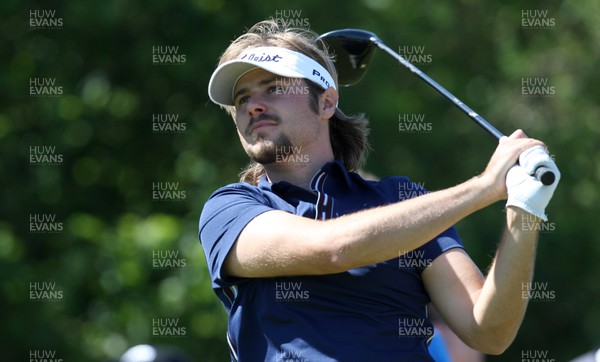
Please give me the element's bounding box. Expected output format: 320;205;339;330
371;37;555;185
372;39;504;139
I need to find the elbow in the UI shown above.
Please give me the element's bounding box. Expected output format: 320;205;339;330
467;328;516;355
489;333;516;355
478;342;510;356
326;248;352;274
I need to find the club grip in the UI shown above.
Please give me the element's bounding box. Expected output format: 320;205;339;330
534;166;556;186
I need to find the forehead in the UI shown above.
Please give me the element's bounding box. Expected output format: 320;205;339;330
233;68;279;94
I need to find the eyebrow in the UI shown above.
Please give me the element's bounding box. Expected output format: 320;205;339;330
233;77;277;104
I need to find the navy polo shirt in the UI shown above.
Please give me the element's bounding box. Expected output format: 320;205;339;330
199;160;464;361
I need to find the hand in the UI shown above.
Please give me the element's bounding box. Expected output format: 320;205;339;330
506;148;560;221
479;130;544;202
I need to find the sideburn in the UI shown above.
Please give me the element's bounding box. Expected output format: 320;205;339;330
306;81;325;115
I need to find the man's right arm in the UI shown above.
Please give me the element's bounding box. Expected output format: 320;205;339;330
224;132;544;278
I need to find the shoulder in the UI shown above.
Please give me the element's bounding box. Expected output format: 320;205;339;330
209;181;263;197
200;182;269;222
199;181;276;251
203;181;272;206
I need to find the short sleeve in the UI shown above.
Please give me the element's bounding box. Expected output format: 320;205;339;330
421;226;464;263
397;226;464;274
199;183;274;288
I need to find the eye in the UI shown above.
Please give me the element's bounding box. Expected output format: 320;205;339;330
236;95;249;106
267;85;281;94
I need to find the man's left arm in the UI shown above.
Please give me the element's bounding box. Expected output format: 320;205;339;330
422;206;539;355
423;136;559;354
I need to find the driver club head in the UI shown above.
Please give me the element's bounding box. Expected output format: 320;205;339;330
318;29;379;87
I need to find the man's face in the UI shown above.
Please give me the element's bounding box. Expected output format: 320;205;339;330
232;68;322;165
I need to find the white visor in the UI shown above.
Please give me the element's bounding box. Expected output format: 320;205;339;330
208;46;337;106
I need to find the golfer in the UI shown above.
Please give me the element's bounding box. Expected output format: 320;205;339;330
199;19;560;361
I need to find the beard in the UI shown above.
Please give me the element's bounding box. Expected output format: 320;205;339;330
246;133;292;165
243;113;292;165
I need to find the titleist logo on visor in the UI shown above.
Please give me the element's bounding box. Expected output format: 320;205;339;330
240;53;283;62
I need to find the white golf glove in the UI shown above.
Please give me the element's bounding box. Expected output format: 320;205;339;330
506;146;560;221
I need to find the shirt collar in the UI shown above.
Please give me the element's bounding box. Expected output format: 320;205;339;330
258;160;354;194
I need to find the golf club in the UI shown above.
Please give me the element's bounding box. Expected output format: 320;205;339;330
318;29;556;186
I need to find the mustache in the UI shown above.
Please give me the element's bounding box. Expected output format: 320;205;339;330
245;113;281;135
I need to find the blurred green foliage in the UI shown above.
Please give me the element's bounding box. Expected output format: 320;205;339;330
1;0;599;361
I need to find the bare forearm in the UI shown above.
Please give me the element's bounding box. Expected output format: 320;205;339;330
228;175;497;278
323;176;495;271
472;207;539;352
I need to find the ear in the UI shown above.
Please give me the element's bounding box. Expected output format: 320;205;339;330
319;87;339;120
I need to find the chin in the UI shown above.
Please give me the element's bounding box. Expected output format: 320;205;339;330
245;145;277;165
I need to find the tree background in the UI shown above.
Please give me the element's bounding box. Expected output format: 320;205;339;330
1;0;599;361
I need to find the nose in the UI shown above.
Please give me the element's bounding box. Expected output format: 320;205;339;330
247;93;268;117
